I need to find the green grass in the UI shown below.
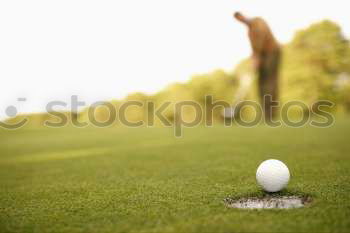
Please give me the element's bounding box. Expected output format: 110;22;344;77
0;120;350;233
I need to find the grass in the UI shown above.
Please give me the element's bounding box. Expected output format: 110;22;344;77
0;120;350;233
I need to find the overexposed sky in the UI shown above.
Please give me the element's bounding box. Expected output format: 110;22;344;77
0;0;349;118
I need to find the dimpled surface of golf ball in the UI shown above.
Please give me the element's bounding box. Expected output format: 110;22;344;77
256;159;290;192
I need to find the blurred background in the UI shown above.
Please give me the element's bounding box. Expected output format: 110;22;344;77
1;0;350;125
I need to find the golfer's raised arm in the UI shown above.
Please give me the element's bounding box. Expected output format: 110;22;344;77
234;12;251;26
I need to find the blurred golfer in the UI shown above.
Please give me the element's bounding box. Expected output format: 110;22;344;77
234;12;281;120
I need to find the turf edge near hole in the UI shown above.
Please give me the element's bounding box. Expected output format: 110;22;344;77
224;196;312;209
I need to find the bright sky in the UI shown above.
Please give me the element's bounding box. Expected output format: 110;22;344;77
0;0;349;119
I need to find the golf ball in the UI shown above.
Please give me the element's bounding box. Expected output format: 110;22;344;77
256;159;290;192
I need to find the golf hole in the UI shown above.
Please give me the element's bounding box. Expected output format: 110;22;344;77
224;196;311;209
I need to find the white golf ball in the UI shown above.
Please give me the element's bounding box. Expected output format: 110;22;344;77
256;159;290;192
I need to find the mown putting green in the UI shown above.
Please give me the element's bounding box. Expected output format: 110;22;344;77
0;120;349;233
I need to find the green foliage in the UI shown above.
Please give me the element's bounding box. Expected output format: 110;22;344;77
78;100;121;126
187;70;236;123
281;20;350;109
149;70;236;124
122;93;152;124
188;70;236;104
